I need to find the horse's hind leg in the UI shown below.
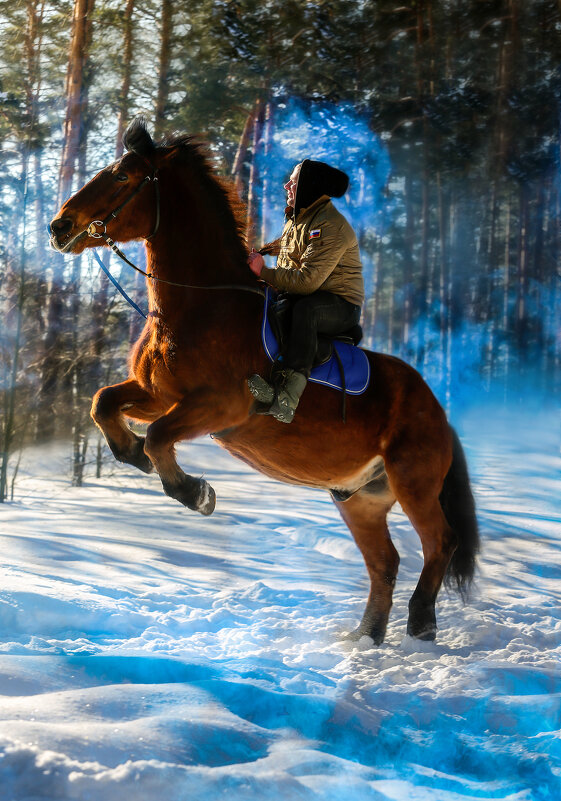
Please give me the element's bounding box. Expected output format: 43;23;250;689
91;378;163;473
384;451;457;641
405;499;457;640
334;482;398;645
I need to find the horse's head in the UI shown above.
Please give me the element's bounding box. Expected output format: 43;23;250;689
49;118;162;254
50;117;249;281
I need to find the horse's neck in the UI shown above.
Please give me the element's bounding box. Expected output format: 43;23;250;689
142;166;254;318
142;235;262;347
147;173;249;283
143;231;251;318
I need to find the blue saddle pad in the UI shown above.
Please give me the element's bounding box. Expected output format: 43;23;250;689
261;288;370;395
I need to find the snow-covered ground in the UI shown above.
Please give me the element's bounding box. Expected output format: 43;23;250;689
0;404;559;801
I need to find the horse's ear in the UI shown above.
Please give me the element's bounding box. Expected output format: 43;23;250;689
123;117;155;157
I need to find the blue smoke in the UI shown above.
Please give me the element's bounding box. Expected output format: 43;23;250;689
256;98;393;244
254;98;560;413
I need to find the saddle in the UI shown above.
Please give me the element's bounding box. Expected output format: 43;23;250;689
260;288;370;399
269;294;363;368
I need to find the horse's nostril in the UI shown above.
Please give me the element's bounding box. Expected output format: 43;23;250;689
50;217;73;236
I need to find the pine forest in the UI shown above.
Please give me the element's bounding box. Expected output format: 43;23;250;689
1;0;560;500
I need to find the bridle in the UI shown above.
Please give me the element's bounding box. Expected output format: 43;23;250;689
86;171;161;280
87;172;160;244
82;167;265;317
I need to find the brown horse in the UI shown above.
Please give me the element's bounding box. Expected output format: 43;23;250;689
49;118;479;645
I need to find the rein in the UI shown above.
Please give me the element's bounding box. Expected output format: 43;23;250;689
86;169;265;318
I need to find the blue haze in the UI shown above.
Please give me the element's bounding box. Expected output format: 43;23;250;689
254;99;560;415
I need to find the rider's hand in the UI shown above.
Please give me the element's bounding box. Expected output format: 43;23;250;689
248;248;264;277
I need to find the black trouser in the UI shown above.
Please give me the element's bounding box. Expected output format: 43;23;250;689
282;291;361;378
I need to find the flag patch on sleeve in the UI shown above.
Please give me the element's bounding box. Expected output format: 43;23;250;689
309;228;321;239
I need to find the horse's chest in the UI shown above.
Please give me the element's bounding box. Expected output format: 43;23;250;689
132;338;180;397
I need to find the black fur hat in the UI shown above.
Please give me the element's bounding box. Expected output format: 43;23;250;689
293;159;349;217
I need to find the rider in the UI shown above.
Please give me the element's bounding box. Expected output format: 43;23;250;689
247;158;364;423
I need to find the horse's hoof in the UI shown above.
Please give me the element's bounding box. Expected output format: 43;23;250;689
196;479;216;516
162;476;215;514
407;625;437;641
110;434;153;474
407;594;437;641
406;619;437;641
129;435;154;474
344;626;385;646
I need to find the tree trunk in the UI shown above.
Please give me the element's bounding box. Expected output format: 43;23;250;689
154;0;173;139
33;151;49;274
416;0;432;370
260;101;274;245
403;173;414;348
58;0;95;205
232;110;255;197
436;170;449;400
27;2;48;275
365;248;381;350
516;185;528;363
115;0;136;158
553;177;561;390
246;98;264;246
387;262;394;355
0;155;29;502
416;171;430;371
500;191;511;398
37;0;94;440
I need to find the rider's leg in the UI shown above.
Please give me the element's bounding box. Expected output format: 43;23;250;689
248;291;360;419
268;292;360;423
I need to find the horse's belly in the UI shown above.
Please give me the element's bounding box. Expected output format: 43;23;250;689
213;428;385;495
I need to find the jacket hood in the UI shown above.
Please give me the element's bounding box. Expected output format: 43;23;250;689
292;159;349;218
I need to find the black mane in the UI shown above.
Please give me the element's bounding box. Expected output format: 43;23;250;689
123;118;248;264
122;116;155;157
162;132;248;260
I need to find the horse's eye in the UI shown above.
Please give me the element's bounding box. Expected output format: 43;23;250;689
115;172;128;182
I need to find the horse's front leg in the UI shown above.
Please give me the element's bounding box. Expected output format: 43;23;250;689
143;390;241;516
91;378;164;474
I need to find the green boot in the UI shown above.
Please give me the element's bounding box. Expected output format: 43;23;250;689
268;369;308;423
247;374;275;404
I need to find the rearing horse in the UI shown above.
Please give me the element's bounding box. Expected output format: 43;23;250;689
49;118;479;645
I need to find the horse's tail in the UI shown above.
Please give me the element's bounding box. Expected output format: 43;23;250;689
439;426;480;600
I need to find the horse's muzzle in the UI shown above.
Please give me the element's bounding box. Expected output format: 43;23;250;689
50;216;73;237
48;217;87;253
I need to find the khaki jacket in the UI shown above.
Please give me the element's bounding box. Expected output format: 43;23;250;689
260;196;364;307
